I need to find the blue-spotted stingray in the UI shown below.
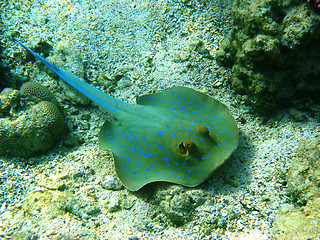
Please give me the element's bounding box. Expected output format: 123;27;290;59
16;40;239;191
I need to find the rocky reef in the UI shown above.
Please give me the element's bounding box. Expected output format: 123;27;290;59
215;0;320;111
0;82;64;158
272;136;320;239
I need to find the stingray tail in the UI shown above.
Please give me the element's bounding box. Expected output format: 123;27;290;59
15;40;127;113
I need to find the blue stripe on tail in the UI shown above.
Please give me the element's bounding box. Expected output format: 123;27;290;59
16;40;125;113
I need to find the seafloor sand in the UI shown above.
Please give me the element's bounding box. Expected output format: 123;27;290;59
1;0;319;239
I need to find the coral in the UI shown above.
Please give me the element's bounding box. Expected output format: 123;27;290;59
215;0;320;111
0;83;64;158
20;81;62;111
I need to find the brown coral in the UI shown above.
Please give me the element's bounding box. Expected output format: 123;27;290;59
0;83;65;158
20;81;62;111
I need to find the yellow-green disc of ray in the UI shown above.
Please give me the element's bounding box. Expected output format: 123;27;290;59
99;86;239;191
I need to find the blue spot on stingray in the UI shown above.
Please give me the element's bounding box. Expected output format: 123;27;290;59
167;163;170;167
142;137;146;141
120;145;125;148
134;136;138;139
187;170;191;173
171;134;176;139
199;138;203;141
192;111;197;114
164;157;169;162
177;96;180;99
139;150;143;154
186;176;190;179
137;162;141;166
128;138;132;141
188;128;191;131
182;128;186;131
166;125;171;129
158;145;164;149
155;171;160;174
177;102;180;104
133;171;137;175
121;134;125;137
109;136;112;139
128;132;132;136
151;163;155;167
143;154;148;158
148;143;151;146
182;161;186;165
169;171;173;174
127;158;131;161
106;131;110;134
125;165;128;168
130;147;135;152
148;153;153;158
201;157;205;160
110;140;114;143
158;131;164;136
145;168;149;172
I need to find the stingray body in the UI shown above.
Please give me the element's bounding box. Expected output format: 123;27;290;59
16;40;239;191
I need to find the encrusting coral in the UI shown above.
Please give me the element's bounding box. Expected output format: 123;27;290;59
0;82;64;158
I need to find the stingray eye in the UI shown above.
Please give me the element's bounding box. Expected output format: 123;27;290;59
178;142;189;156
178;140;196;156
